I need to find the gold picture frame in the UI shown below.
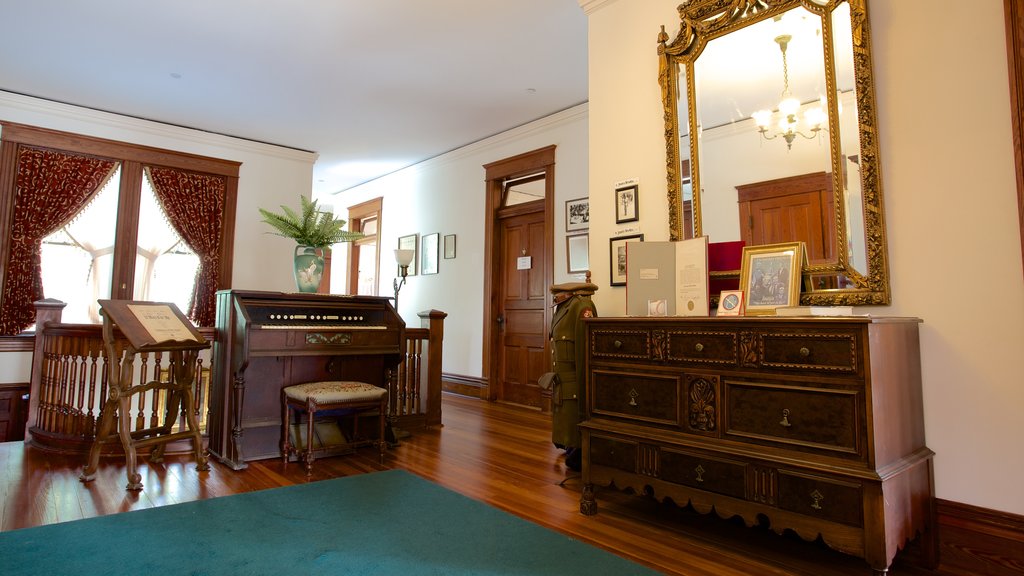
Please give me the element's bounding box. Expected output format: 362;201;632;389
739;242;805;315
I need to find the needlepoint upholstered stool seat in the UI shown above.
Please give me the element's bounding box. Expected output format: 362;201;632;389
281;380;388;474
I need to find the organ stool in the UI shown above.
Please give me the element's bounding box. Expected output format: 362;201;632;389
281;381;388;474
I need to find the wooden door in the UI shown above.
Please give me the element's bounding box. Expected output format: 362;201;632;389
496;207;548;408
737;172;835;264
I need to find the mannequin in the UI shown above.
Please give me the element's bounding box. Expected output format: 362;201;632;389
543;277;598;471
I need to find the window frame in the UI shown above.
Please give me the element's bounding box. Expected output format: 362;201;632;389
0;122;239;339
346;197;383;296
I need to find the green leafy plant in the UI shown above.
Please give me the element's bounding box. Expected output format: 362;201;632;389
259;195;364;248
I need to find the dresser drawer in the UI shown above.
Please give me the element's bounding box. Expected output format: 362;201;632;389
592;370;679;426
760;330;859;374
666;329;738;366
660;448;746;500
589;434;638;472
725;381;862;458
591;329;649;360
778;470;864;527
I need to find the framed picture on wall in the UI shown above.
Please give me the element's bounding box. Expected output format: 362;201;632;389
421;233;439;275
739;242;804;315
565;197;589;232
566;233;589;274
398;234;418;276
615;184;639;224
609;233;644;286
443;234;457;259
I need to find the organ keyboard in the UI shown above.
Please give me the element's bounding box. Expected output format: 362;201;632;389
207;289;405;470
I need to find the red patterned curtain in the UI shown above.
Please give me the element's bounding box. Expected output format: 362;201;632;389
0;147;117;335
146;166;226;326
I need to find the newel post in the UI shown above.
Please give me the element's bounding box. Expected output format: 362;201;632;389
417;309;447;427
25;299;66;435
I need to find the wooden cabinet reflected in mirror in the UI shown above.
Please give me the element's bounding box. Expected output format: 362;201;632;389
659;0;891;305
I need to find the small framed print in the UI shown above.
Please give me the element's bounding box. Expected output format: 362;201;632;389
443;234;457;259
398;234;418;276
420;233;439;275
615;184;639;224
566;233;589;274
565;197;589;232
739;242;805;315
716;290;745;316
609;233;644;286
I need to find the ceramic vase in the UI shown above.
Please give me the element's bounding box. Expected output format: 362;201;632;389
293;245;325;293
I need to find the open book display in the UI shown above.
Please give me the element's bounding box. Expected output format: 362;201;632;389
97;299;205;350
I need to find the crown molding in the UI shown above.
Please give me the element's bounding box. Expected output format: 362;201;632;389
0;90;317;164
578;0;620;16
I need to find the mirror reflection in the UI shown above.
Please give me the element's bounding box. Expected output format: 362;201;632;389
659;0;890;305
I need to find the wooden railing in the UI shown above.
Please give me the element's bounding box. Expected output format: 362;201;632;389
23;300;445;455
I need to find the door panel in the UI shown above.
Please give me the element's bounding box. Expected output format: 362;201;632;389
498;209;547;408
737;172;835;265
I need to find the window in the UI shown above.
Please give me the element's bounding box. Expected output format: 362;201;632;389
0;122;239;335
346;197;383;296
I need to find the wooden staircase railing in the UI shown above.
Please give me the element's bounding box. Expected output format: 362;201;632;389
24;300;445;456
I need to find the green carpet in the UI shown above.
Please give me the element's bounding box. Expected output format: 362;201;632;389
0;469;661;575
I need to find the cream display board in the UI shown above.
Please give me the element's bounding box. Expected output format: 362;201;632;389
625;237;709;317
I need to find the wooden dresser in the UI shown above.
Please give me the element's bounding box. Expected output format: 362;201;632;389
578;316;936;575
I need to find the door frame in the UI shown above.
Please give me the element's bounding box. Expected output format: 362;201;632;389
482;146;555;402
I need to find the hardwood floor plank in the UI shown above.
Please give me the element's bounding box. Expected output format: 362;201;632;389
0;393;939;575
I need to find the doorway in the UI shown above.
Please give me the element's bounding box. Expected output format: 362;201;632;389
482;146;555;410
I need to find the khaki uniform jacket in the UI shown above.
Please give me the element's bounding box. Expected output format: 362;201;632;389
548;293;596;449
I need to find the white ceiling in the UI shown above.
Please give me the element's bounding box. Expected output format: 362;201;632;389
0;1;589;196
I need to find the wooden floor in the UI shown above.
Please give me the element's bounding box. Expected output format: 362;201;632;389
0;393;937;575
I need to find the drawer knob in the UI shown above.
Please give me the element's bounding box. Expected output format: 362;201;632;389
614;340;622;349
799;347;810;357
694;342;704;352
779;408;793;427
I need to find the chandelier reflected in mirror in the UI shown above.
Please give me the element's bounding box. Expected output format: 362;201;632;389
751;33;827;150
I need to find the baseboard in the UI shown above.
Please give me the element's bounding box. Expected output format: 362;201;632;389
442;373;486;399
934;498;1024;575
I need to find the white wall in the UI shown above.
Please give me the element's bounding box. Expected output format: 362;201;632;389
328;104;589;379
0;91;318;382
583;0;1024;515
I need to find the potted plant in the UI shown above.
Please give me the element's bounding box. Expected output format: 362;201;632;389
259;195;363;292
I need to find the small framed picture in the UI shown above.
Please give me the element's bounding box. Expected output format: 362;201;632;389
421;233;439;275
615;184;639;224
716;290;745;316
566;233;589;274
739;242;805;315
609;233;644;286
398;234;418;276
443;234;457;259
565;197;589;232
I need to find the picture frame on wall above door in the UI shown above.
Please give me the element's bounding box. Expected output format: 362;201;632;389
565;197;589;232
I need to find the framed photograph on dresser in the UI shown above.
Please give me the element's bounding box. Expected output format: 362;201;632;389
739;242;804;315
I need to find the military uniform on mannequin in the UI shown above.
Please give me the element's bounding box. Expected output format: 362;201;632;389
541;279;597;471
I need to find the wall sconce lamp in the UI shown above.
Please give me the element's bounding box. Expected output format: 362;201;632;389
393;249;414;310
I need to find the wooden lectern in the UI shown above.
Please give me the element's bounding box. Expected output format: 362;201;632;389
80;300;210;490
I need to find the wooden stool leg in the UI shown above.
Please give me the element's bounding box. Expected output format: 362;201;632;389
378;396;387;465
281;392;292;464
304;398;316;475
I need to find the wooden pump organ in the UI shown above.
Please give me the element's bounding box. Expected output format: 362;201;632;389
208;290;405;470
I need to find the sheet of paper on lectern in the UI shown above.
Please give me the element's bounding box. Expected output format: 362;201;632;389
127;304;199;342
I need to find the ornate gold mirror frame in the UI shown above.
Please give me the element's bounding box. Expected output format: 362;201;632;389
659;0;890;305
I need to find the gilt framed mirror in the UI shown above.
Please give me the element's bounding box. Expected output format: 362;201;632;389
659;0;890;305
